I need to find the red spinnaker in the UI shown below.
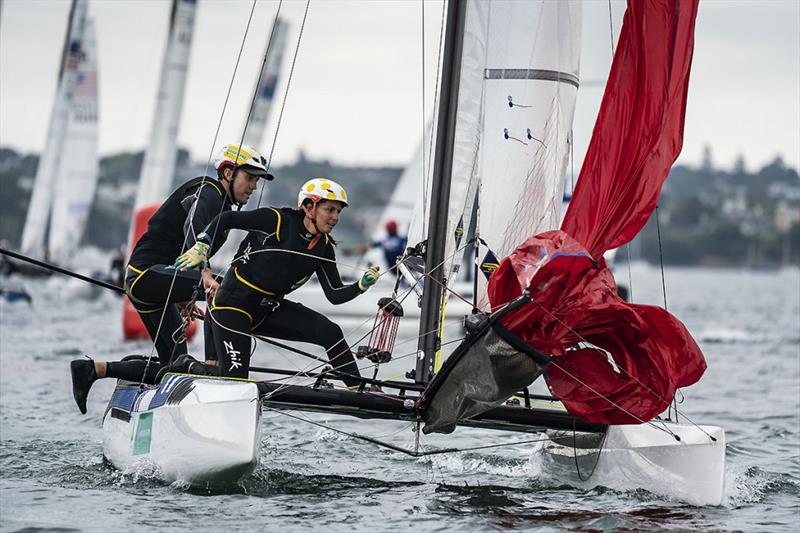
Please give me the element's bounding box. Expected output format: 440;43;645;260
486;0;705;424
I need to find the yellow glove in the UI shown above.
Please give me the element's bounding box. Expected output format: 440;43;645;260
175;241;210;270
358;266;380;292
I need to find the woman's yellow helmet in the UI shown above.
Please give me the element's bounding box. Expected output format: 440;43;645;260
297;178;349;207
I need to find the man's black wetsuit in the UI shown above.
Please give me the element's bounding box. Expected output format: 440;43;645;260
200;207;363;386
111;177;233;383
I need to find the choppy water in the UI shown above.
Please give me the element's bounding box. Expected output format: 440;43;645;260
1;266;798;532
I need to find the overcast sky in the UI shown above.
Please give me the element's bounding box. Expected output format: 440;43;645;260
1;0;798;173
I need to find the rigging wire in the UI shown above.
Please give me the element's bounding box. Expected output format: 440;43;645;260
607;0;615;57
654;204;679;420
239;0;285;168
569;128;575;194
421;0;426;221
263;407;550;457
258;0;311;208
422;0;448;239
655;206;669;311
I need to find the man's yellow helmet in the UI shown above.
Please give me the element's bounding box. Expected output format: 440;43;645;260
214;143;273;179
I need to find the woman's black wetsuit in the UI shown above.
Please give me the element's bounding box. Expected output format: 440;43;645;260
200;207;364;386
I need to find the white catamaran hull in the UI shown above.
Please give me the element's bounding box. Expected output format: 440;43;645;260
541;422;726;506
102;375;261;484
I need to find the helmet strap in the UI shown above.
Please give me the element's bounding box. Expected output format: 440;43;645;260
302;201;323;234
222;165;245;209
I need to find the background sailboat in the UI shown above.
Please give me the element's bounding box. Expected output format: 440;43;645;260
123;0;197;340
214;15;290;266
129;0;196;219
19;0;99;268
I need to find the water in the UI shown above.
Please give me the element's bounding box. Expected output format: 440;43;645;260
1;267;798;531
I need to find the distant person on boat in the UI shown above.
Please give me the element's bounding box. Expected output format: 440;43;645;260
173;178;379;387
372;220;407;276
349;220;407;276
69;143;273;414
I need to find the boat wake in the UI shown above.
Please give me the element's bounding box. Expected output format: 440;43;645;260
724;465;800;507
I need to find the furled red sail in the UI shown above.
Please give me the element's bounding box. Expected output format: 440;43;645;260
487;0;704;424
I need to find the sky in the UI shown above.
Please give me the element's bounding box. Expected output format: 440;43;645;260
0;0;798;173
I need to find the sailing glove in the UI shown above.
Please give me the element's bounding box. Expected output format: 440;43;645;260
358;266;380;292
175;233;211;270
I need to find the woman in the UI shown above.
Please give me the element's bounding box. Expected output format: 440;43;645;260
176;178;379;386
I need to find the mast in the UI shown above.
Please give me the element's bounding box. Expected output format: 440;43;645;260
415;0;468;384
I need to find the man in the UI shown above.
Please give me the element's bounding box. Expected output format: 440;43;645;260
69;143;273;414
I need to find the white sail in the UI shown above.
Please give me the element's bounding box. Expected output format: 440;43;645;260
242;17;289;150
20;0;89;259
474;0;581;309
132;0;197;214
377;138;425;240
48;18;100;267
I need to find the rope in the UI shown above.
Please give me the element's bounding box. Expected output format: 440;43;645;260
626;243;634;302
573;422;607;482
222;241;476;403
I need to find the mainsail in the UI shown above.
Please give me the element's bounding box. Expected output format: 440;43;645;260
422;0;703;431
408;1;580;298
20;0;94;262
474;1;581;309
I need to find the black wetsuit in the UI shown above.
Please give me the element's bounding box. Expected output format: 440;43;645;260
200;207;363;386
109;177;233;383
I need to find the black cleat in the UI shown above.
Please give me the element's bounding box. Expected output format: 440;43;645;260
70;359;97;415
